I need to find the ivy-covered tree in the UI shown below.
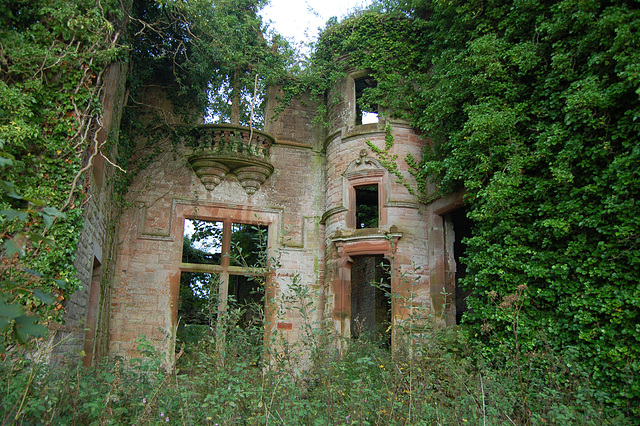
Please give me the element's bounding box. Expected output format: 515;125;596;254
412;0;639;413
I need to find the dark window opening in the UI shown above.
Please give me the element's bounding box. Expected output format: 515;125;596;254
228;274;264;329
83;257;102;367
355;77;378;125
351;255;391;346
355;185;379;228
230;223;268;267
445;208;473;325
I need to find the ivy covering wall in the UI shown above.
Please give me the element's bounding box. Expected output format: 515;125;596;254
309;0;639;412
0;0;125;351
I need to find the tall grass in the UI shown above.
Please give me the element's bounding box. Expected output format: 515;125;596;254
1;313;631;425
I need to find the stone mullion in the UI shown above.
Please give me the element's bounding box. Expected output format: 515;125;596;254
215;220;233;363
218;220;232;314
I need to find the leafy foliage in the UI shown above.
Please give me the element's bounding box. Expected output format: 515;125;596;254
0;0;123;351
300;11;427;126
411;0;640;413
308;0;640;413
0;323;630;424
128;0;297;127
0;0;294;353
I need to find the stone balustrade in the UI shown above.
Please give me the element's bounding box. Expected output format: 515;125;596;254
182;124;275;195
184;124;274;159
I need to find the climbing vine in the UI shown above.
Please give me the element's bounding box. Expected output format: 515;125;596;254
0;0;125;351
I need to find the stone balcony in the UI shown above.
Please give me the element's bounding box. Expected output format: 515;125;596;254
182;124;275;195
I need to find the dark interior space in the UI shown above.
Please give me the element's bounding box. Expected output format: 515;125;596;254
445;208;473;324
355;184;379;228
351;255;391;345
228;274;264;329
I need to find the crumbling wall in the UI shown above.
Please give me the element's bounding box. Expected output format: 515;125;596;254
107;84;327;361
55;62;129;365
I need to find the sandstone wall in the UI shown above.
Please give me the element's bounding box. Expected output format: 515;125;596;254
108;86;326;360
322;73;431;345
56;62;128;365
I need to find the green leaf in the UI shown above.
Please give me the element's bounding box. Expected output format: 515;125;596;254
0;180;22;199
23;268;43;278
3;238;25;258
0;301;25;319
0;209;28;221
24;197;45;207
42;206;66;219
14;315;47;343
27;232;56;247
54;279;68;290
0;151;14;168
32;289;56;305
41;213;54;228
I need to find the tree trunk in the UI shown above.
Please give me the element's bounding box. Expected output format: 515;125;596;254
230;69;240;125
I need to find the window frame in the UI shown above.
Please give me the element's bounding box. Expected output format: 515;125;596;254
353;75;379;126
346;172;386;229
354;184;380;229
180;218;269;320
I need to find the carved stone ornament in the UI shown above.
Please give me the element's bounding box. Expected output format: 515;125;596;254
234;164;274;195
185;124;275;194
355;148;370;166
188;158;230;191
344;150;386;177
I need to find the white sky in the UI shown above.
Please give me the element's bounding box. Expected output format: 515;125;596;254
260;0;373;51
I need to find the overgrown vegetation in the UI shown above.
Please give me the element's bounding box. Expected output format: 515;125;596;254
2;289;630;425
306;0;640;414
0;0;294;352
127;0;296;127
0;0;124;350
2;0;638;422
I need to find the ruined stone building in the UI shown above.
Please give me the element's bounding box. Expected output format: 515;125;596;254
60;64;471;366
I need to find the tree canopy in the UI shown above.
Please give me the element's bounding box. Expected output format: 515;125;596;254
129;0;296;127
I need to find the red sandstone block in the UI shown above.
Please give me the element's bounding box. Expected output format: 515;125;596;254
277;322;293;330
